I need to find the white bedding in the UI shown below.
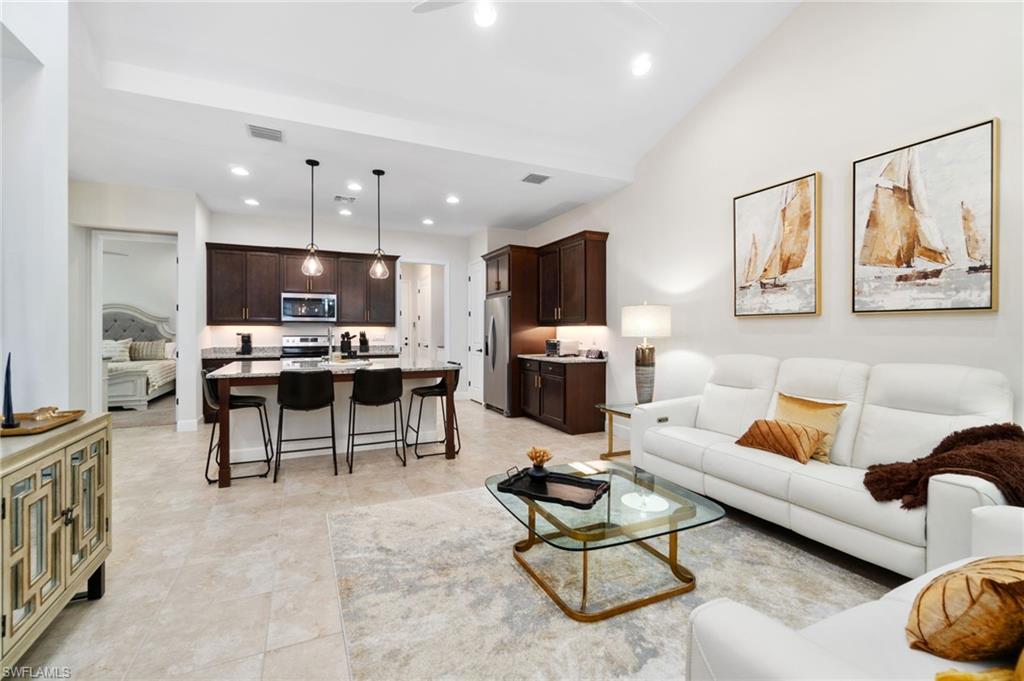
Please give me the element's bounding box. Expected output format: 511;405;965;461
107;359;176;393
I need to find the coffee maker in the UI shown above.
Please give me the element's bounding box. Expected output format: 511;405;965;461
236;332;253;356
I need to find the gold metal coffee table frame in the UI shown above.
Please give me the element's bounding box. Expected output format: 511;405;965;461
503;465;705;622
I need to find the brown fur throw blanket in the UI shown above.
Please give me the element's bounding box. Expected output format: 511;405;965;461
863;423;1024;509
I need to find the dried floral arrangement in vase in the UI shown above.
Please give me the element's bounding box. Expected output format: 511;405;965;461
527;446;552;480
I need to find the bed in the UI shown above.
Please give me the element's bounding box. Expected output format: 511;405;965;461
103;304;176;411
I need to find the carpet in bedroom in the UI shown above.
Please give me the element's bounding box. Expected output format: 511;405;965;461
109;391;176;428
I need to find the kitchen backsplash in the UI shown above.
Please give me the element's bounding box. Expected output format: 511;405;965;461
203;324;398;348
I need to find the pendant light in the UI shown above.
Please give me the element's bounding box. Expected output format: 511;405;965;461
301;158;324;277
369;168;390;280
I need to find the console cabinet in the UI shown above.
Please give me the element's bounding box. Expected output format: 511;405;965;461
1;415;112;669
519;359;605;434
537;231;607;326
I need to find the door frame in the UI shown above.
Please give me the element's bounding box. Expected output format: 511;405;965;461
89;230;179;418
396;258;451;371
466;259;485;403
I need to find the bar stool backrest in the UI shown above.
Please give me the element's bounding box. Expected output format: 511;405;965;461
201;369;220;411
352;368;403;406
278;370;335;411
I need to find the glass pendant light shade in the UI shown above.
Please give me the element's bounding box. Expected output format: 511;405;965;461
302;247;324;276
369;249;389;280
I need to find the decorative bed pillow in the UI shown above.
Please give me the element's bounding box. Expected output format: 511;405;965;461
103;338;132;362
735;419;827;464
907;556;1024;660
164;342;177;360
774;393;847;463
130;340;166;361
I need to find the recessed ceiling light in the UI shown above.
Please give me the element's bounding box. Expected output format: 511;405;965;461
244;198;260;206
339;208;352;216
347;182;362;192
230;166;250;177
474;1;497;28
631;53;652;77
422;218;434;225
445;194;460;205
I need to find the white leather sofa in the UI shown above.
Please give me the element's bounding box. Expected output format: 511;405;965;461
687;506;1024;680
630;355;1013;577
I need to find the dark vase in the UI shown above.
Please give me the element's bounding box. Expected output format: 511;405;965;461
527;463;548;481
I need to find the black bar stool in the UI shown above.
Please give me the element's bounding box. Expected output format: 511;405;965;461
273;370;337;483
346;368;406;473
404;362;461;458
202;369;274;484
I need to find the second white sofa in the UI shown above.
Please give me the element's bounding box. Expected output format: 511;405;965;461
630;355;1013;577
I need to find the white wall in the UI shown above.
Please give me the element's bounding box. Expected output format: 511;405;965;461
205;213;470;370
102;239;177;324
525;2;1024;416
1;1;70;408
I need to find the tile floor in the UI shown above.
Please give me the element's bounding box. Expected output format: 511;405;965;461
20;399;618;680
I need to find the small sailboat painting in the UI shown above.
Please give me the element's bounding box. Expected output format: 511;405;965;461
853;120;996;312
734;173;819;316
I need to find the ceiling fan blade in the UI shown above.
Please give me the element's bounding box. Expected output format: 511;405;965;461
412;0;465;14
618;0;668;32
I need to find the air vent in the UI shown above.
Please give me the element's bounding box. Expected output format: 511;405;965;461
521;173;550;184
247;124;283;142
334;195;357;204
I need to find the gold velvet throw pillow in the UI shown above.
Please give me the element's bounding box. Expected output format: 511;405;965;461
907;556;1024;661
735;419;827;464
774;393;847;463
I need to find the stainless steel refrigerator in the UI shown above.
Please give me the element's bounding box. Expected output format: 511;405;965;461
483;294;510;414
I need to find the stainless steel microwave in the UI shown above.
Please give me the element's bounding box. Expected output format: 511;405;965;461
280;293;337;323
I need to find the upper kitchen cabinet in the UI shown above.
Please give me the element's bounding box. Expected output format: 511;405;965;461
207;245;281;324
281;253;336;294
537;230;607;326
485;250;510;294
337;254;398;325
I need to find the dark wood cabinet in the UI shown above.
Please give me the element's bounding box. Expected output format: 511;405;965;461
485;252;509;294
536;231;607;326
518;358;605;434
281;254;336;294
207;245;397;326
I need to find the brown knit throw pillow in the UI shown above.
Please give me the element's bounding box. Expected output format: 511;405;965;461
736;419;826;464
907;556;1024;661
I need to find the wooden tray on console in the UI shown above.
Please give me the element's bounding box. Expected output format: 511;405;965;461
0;410;86;437
497;467;610;510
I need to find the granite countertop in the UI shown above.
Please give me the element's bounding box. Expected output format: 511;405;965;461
518;353;607;364
207;359;459;379
202;345;399;360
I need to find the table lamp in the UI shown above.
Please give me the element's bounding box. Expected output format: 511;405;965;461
621;303;671;404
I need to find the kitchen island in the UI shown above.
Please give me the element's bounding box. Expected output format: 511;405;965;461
207;359;460;487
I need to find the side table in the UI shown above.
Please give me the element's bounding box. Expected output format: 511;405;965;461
595;402;635;459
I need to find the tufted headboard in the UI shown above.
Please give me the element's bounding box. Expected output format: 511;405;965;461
103;304;175;342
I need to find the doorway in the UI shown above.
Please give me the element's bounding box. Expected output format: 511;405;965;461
466;259;485;403
398;262;447;368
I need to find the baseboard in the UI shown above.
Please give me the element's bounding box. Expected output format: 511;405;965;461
176;419;199;432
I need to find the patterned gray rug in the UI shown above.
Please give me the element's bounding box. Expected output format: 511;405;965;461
328;488;891;680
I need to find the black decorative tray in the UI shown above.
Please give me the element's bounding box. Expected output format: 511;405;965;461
497;467;610;510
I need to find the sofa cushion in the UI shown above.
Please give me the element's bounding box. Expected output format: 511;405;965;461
801;600;1005;678
736;419;827;464
789;462;926;546
695;354;779;437
852;363;1012;469
642;426;733;470
703;441;804;500
768;358;870;467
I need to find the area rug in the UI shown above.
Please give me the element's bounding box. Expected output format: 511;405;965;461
328;488;891;680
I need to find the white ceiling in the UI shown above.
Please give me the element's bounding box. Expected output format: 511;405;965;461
70;1;796;236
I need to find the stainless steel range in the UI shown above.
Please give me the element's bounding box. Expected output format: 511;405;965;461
281;335;329;359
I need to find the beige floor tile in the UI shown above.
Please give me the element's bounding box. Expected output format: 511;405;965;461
273;541;335;591
266;581;342;651
168;552;276;605
261;633;350;680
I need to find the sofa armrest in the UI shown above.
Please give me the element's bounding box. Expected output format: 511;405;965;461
687;599;869;681
629;395;701;468
926;473;1007;570
972;506;1024;556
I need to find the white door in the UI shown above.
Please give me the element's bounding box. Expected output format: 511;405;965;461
400;271;415;361
467;259;485;402
415;271;433;366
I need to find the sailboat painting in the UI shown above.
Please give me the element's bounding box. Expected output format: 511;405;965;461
853;120;997;313
734;173;820;316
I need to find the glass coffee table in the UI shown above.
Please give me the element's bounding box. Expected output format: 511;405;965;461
485;460;725;622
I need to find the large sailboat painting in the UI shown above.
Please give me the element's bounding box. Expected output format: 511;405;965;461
734;173;820;316
853;120;997;313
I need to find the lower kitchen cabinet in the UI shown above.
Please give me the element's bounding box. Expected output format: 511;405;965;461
519;359;605;434
1;414;112;668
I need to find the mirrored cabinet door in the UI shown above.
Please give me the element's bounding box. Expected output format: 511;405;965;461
65;432;109;582
2;450;66;650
